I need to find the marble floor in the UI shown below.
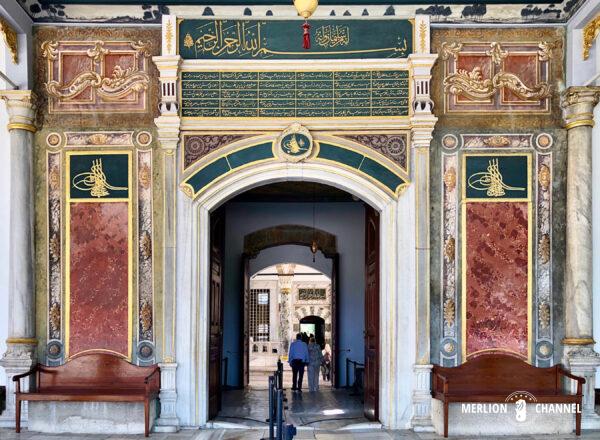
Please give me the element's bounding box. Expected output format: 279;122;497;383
2;428;600;439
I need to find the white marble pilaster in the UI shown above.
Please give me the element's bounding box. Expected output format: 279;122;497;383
561;86;600;429
152;53;182;432
408;52;438;432
0;90;37;427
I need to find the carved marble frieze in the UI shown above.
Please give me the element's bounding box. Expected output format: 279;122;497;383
338;133;408;172
137;149;155;363
47;152;63;363
182;133;251;169
440;41;559;114
41;40;152;114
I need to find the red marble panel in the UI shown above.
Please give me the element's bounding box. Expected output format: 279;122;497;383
465;202;529;360
69;202;129;358
502;53;540;104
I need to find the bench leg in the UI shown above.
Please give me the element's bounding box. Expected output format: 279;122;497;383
444;401;449;438
15;398;21;433
576;407;581;436
144;399;150;437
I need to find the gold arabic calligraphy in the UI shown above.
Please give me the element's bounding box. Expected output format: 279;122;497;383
72;159;128;198
315;25;350;48
184;20;408;58
467;159;525;197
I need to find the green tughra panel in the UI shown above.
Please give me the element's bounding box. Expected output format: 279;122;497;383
181;70;409;118
178;19;413;59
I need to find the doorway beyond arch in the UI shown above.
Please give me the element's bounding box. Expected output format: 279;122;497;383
175;161;417;429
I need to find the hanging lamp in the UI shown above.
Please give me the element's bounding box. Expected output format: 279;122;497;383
293;0;318;49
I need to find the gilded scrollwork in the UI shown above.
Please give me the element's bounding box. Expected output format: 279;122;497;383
483;136;510;148
443;299;456;328
41;40;59;61
486;42;508;65
439;41;463;60
0;15;18;64
539;233;550;265
583;14;600;60
538;301;551;330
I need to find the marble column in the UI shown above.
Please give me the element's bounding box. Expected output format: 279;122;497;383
152;53;181;432
409;51;438;431
561;86;600;429
0;90;37;427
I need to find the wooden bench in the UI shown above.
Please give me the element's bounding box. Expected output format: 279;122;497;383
13;352;160;437
432;354;584;438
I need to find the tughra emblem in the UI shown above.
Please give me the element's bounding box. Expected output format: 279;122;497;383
72;159;127;198
468;158;525;197
276;123;314;163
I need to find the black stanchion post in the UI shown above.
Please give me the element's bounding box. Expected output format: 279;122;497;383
276;389;284;440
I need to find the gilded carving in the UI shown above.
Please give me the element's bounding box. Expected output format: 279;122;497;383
443;299;455;327
538;301;551;330
539;233;550;265
583;14;600;60
444;236;455;262
443;167;456;190
538;164;551;190
87;41;108;64
419;21;427;53
140;301;152;333
87;133;109;145
486;42;508;65
181;184;194;198
46;132;62;148
139;164;151;189
49;233;60;263
483;136;511;148
444;68;551;101
538;40;561;62
48;169;60;191
184;33;194;49
439;41;463;60
0;15;18;64
41;40;59;61
165;20;174;53
140;230;152;260
49;303;61;337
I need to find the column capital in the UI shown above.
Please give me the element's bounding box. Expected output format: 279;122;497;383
561;86;600;130
154;114;180;152
0;90;37;133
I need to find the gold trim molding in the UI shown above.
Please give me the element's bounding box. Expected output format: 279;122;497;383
564;119;595;130
562;337;595;346
0;15;17;64
7;122;36;133
583;14;600;60
6;337;37;344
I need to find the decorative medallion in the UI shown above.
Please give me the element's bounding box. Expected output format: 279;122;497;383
442;134;458;150
536;341;553;358
442;340;456;355
443;167;457;190
46;132;62;148
137;341;154;360
136;131;153;147
443;299;455;327
276;124;313;163
536;133;553;150
538;164;551;191
46;341;63;359
444;236;456;262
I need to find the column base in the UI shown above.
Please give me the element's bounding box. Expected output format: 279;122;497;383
410;364;434;432
154;362;179;432
564;345;600;430
0;342;36;427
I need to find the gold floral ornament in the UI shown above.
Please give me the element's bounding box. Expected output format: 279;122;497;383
443;167;456;190
467;158;525;198
139;164;151;189
72;159;128;198
165;20;174;53
184;33;194;49
538;301;550;330
0;15;18;64
483;136;510;148
538;164;551;190
583;14;600;60
444;237;456;262
49;233;60;263
439;42;463;60
539;233;550;264
140;301;152;333
443;299;455;327
140;230;152;260
49;303;61;335
486;42;508;65
418;21;427;53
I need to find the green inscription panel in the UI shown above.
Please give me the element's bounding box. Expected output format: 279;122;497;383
181;70;409;118
178;19;413;59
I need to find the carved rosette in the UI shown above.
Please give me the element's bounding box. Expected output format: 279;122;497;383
536;153;553;361
339;133;408;171
47;152;62;352
441;152;458;365
137;150;154;355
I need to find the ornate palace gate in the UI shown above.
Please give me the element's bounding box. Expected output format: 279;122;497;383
152;14;437;430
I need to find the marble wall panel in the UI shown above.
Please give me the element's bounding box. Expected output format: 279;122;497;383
68;202;130;358
464;201;530;360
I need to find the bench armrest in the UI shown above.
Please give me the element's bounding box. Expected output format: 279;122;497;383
12;365;38;393
144;366;161;393
433;372;449;395
558;367;585;395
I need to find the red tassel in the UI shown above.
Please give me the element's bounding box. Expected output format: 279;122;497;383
302;21;311;50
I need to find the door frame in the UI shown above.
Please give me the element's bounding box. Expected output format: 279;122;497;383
175;162;418;429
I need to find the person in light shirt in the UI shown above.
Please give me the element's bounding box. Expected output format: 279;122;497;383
288;333;309;392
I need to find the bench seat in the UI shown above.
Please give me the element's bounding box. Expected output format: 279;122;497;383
13;352;160;437
431;354;584;438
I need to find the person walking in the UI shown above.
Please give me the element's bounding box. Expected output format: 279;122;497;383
288;333;309;392
321;344;332;382
307;337;323;392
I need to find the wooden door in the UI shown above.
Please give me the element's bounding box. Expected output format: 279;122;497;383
208;208;225;419
242;254;250;387
364;205;379;421
331;253;339;388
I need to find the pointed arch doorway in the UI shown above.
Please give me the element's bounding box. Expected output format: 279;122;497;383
176;161;417;429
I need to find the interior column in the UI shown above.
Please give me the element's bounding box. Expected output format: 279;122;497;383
561;86;600;429
0;90;37;426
